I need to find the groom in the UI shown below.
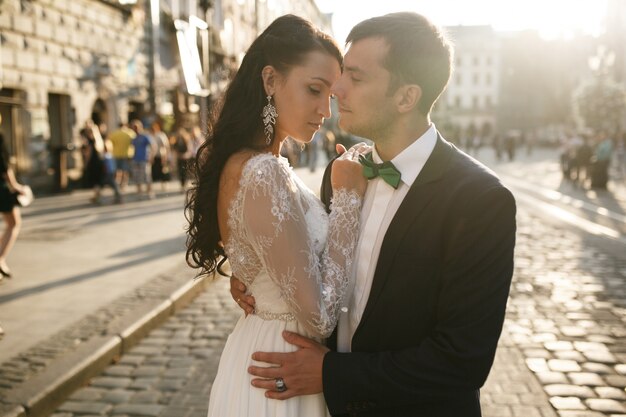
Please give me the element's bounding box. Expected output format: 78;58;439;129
233;12;516;416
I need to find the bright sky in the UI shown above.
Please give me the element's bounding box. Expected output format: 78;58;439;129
315;0;608;43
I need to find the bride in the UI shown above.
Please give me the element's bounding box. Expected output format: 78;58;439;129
185;15;367;417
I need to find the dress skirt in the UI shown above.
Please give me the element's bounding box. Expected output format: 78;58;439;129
207;313;329;417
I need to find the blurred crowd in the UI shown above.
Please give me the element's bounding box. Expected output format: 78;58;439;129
446;129;539;163
446;127;626;192
77;118;626;202
78;118;364;206
559;130;626;190
79;120;205;205
280;119;365;172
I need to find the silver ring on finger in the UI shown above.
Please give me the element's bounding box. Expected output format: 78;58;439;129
275;377;287;392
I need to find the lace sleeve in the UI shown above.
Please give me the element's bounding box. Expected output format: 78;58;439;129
241;157;361;338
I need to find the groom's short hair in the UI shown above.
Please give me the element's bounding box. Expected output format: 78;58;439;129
346;12;453;116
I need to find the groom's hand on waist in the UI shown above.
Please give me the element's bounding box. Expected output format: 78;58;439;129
248;331;329;400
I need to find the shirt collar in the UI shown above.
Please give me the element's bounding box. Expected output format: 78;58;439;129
371;124;438;187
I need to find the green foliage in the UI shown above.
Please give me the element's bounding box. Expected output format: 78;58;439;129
574;78;626;131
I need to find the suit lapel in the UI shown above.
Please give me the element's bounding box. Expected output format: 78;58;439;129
354;135;457;332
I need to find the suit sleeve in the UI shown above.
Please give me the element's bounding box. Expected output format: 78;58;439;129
320;157;337;213
322;185;516;414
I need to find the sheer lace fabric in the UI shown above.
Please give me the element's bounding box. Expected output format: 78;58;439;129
224;153;361;338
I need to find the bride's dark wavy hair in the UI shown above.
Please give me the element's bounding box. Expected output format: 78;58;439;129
185;14;342;278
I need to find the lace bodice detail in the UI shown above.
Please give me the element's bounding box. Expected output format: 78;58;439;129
224;153;361;338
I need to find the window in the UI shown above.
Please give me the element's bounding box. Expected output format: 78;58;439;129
455;96;462;108
473;56;479;66
485;96;492;108
473;73;479;85
456;74;462;85
485;73;492;85
473;96;479;109
456;57;462;67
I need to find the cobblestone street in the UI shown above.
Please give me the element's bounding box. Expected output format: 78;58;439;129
1;152;625;417
46;201;626;417
49;281;238;417
1;0;625;414
503;210;626;416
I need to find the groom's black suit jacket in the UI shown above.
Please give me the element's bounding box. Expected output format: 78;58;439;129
319;136;516;417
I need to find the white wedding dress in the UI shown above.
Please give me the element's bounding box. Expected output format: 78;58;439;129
207;153;361;417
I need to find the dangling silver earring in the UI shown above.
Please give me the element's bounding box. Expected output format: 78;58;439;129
262;95;278;145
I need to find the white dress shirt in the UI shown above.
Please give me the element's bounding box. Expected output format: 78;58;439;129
336;124;438;352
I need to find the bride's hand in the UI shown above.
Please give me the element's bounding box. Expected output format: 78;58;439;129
230;276;255;316
330;142;370;197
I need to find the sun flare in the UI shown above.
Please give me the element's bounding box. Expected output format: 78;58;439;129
316;0;608;42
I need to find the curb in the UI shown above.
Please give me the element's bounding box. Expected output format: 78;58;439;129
2;276;211;417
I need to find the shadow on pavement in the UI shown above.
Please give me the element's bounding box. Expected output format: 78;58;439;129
23;191;186;219
0;236;184;304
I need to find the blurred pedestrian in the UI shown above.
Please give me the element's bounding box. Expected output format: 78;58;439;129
130;120;156;199
615;131;626;180
99;140;123;204
560;131;575;179
190;126;205;156
590;131;613;189
80;121;106;204
98;123;108;143
173;127;192;191
150;122;171;191
0;115;26;282
107;123;135;190
307;129;323;172
504;133;516;161
574;135;593;186
525;131;535;156
322;126;336;161
492;134;503;161
470;135;482;157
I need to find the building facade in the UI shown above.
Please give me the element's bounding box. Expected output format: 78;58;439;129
0;0;330;193
433;24;610;144
1;0;152;191
433;26;500;144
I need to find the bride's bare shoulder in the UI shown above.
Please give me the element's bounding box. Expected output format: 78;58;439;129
225;150;282;176
223;150;262;177
220;150;276;189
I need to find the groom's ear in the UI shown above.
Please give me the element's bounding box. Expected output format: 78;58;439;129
395;84;422;114
261;66;278;96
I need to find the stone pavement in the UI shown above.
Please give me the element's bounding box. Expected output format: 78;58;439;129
478;147;626;416
0;186;191;364
475;146;626;222
0;184;208;417
48;278;558;417
49;279;239;417
3;154;626;417
503;210;626;416
48;200;626;416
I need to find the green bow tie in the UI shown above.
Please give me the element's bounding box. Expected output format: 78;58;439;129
359;152;402;189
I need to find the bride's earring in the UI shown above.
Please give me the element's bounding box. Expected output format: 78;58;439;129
262;95;278;145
